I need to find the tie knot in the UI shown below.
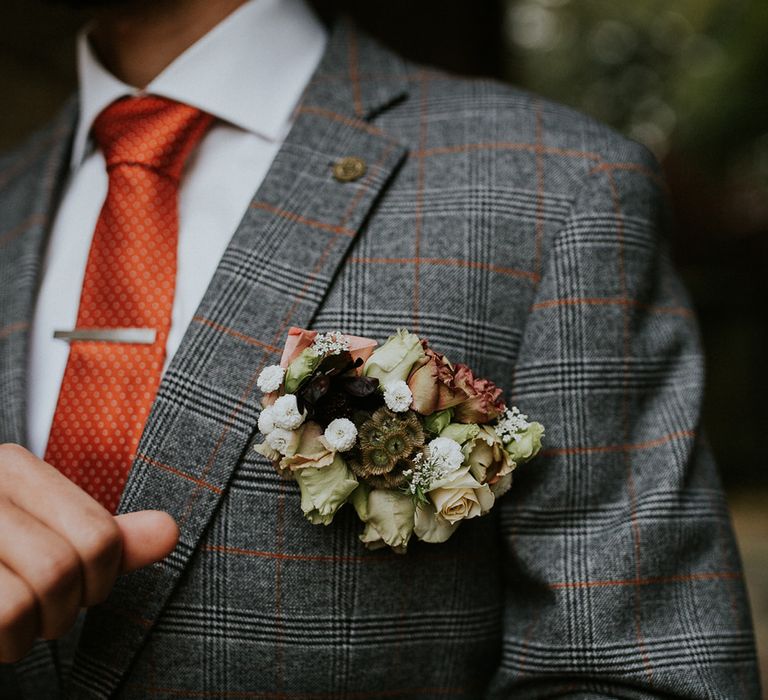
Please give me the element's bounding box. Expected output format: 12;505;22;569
92;95;214;180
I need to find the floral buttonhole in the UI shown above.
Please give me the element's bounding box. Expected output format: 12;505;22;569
253;327;544;554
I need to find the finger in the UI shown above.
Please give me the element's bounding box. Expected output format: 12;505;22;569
114;511;179;574
0;498;81;639
1;446;123;606
0;562;38;663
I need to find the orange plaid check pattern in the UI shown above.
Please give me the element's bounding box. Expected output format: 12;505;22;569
0;22;755;697
45;95;213;513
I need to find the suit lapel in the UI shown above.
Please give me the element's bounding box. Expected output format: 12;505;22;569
68;20;409;699
0;98;77;446
0;97;77;697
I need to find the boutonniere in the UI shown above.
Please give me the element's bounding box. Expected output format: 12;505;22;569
254;327;544;553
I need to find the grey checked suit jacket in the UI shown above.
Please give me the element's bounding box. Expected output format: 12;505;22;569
0;19;760;700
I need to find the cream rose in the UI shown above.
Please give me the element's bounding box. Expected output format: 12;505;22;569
428;465;495;524
413;502;456;543
278;421;336;472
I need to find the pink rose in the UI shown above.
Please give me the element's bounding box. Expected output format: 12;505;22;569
345;333;378;365
280;327;318;368
452;364;505;423
407;345;469;415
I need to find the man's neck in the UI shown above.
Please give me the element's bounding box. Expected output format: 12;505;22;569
89;0;249;89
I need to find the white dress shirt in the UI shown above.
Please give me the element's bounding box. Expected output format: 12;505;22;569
26;0;327;458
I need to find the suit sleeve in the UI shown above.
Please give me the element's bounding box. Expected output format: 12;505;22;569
483;142;761;699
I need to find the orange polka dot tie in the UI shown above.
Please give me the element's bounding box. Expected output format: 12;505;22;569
44;96;214;513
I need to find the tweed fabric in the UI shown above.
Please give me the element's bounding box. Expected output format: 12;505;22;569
0;19;760;700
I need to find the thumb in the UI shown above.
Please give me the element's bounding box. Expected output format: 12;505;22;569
113;510;180;574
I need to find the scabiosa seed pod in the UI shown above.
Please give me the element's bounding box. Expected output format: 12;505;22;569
350;407;425;488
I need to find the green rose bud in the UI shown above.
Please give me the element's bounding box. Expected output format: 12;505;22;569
349;481;371;521
358;489;416;553
295;454;358;525
439;422;480;446
284;347;322;393
362;329;425;384
504;421;545;463
423;408;453;435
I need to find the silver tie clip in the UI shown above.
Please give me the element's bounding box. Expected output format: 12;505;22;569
53;328;157;344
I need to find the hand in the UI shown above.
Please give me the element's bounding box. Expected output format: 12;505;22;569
0;443;179;663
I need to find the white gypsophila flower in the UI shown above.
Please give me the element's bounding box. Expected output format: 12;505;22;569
427;437;465;473
257;364;285;393
257;405;276;435
271;394;306;430
403;452;450;498
383;380;413;412
265;427;299;455
311;331;350;357
323;418;358;452
494;406;531;444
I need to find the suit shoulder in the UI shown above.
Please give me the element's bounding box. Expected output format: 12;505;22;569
0;97;77;195
388;62;659;177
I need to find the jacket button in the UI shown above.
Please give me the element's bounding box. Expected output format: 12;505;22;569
332;156;367;182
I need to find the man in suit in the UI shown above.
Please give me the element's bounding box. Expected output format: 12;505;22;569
0;0;760;697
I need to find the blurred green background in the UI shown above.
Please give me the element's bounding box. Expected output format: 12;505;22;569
502;0;768;489
1;0;766;688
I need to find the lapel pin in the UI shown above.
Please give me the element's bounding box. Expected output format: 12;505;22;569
332;156;367;182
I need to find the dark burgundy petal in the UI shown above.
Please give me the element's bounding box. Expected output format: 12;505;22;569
318;351;355;377
302;375;331;405
343;375;380;397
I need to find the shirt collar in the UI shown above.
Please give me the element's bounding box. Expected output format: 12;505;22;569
72;0;327;169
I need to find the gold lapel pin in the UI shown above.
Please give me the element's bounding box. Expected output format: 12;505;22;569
332;156;367;182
